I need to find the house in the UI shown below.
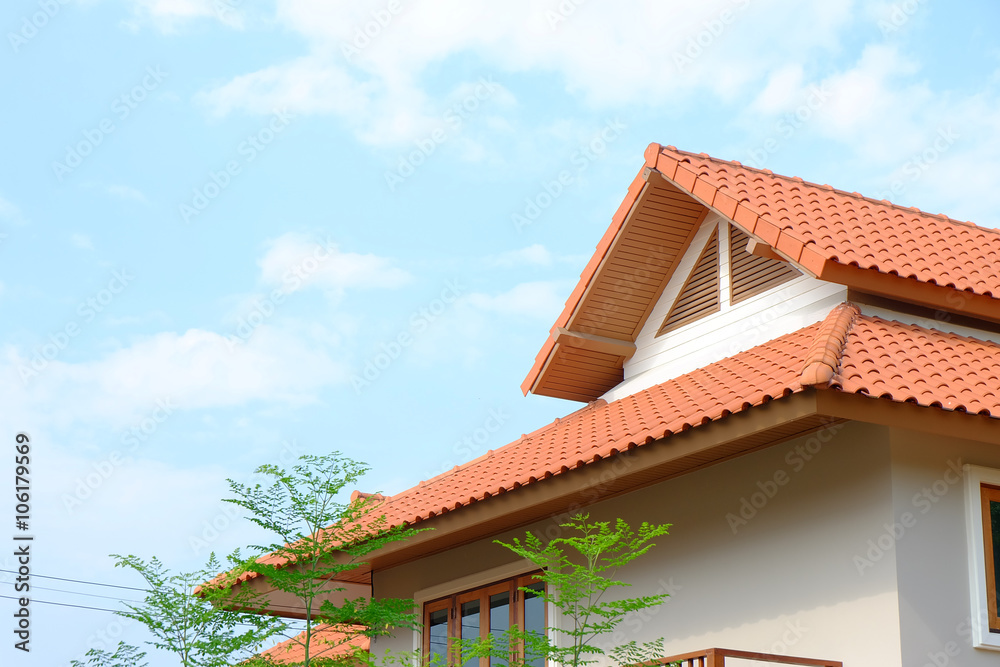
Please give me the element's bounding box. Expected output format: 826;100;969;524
240;144;1000;666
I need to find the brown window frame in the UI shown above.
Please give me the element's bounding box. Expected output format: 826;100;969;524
981;483;1000;633
422;572;546;666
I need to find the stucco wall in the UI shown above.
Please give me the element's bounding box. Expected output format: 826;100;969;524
888;426;1000;666
373;421;903;666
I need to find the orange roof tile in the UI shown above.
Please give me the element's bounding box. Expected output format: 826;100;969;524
648;145;1000;296
256;626;368;665
379;304;1000;528
523;144;1000;402
228;305;1000;589
834;314;1000;414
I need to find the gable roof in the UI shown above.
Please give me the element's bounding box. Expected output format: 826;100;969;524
523;144;1000;402
227;302;1000;591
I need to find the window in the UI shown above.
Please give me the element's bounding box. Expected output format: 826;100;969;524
423;573;546;666
963;465;1000;650
982;484;1000;633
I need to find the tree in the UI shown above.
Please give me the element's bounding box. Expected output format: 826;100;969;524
223;452;427;667
457;513;672;667
70;642;147;667
110;552;285;667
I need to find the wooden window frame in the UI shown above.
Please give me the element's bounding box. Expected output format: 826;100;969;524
982;484;1000;634
422;572;546;666
963;465;1000;650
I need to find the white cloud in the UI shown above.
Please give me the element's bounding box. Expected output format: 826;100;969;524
750;64;805;115
488;244;553;268
257;233;412;295
0;195;26;226
107;184;149;203
122;0;246;32
4;325;347;429
736;43;1000;225
198;0;854;146
462;281;567;320
71;233;94;250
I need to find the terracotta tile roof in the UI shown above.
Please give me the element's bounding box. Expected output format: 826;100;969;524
227;304;1000;588
833;314;1000;415
523;144;1000;402
383;303;1000;527
648;144;1000;298
256;626;368;665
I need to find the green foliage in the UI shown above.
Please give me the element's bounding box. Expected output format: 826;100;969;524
224;452;428;667
70;642;147;667
110;552;284;667
457;513;671;667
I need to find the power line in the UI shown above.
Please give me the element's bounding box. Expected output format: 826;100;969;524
0;593;121;614
0;569;148;592
0;579;143;603
0;594;308;631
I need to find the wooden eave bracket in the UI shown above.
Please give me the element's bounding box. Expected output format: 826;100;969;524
554;327;636;360
747;238;786;262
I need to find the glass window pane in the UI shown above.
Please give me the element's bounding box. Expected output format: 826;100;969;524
461;600;481;667
489;592;510;667
523;584;545;667
429;608;449;666
991;500;1000;615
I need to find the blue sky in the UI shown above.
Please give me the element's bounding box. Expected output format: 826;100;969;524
2;0;999;664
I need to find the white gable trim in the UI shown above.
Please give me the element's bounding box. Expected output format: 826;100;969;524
605;215;846;401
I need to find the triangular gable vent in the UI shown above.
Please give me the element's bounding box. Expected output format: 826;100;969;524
729;225;801;304
657;227;720;335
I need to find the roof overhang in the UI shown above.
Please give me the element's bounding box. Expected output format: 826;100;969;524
521;166;709;401
524;143;1000;403
337;390;1000;580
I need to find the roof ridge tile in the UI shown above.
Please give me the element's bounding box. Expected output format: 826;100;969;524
800;302;861;387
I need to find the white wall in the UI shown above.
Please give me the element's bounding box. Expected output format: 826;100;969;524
888;426;1000;666
606;215;847;402
372;422;903;666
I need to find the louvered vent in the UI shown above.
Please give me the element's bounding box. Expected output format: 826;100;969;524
657;228;720;335
729;225;801;304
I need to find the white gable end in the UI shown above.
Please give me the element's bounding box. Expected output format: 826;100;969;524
602;214;847;402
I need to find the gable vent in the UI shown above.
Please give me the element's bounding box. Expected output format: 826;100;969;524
657;227;720;335
729;225;801;304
